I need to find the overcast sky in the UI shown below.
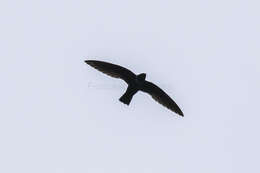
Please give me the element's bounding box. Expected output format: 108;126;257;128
1;0;260;173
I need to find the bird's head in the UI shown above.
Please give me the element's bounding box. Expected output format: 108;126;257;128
137;73;146;81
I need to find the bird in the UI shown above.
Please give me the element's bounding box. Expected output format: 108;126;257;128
85;60;184;116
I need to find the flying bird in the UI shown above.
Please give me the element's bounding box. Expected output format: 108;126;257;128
85;60;184;116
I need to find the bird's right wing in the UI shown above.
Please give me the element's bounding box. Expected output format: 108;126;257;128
85;60;136;84
141;81;184;116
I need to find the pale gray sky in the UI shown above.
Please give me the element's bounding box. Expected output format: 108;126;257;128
1;0;260;173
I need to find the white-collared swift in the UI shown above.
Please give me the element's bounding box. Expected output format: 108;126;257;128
85;60;184;116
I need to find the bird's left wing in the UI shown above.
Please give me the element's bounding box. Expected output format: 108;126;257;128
141;81;184;116
85;60;136;84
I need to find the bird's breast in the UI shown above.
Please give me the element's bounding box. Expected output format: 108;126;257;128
134;79;144;89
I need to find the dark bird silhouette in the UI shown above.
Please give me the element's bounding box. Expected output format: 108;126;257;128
85;60;184;116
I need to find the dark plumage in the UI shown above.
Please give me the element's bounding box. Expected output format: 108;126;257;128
85;60;184;116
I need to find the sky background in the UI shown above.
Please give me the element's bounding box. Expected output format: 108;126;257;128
1;0;260;173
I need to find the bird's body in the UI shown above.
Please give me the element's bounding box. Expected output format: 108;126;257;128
85;60;184;116
119;73;146;105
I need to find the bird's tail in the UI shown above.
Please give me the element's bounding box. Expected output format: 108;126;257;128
119;87;137;105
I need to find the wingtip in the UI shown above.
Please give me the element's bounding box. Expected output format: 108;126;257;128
177;111;184;117
84;60;90;64
85;60;94;65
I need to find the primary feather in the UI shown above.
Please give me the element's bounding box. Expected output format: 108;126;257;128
85;60;136;84
141;81;184;116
